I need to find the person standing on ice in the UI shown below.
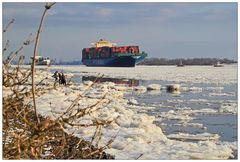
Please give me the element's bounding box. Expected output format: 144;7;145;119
61;73;66;86
52;71;59;81
58;72;62;84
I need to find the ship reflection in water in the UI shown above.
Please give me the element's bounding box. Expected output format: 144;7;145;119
82;76;139;87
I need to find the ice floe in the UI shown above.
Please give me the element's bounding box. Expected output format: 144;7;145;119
219;102;237;114
181;86;203;92
128;98;139;105
134;86;147;93
171;123;207;130
209;92;236;97
167;132;220;141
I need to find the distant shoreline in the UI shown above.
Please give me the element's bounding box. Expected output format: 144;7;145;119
138;58;237;66
22;57;237;66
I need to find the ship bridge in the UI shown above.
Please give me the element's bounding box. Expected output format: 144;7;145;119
91;39;117;48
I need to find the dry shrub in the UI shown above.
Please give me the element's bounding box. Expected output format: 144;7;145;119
3;3;116;159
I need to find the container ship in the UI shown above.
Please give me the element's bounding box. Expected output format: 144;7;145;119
82;39;147;67
31;55;51;66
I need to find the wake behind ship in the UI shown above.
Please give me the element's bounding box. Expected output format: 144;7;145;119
82;39;147;67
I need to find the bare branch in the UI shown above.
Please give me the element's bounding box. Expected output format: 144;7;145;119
3;19;15;33
31;3;56;124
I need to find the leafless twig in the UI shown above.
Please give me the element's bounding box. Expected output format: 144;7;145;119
3;19;14;33
31;2;56;124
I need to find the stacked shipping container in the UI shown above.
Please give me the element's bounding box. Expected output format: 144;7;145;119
82;46;139;59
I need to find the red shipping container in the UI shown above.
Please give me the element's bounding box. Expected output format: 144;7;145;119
112;47;116;53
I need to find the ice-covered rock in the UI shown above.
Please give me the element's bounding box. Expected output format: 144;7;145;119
166;84;180;92
147;84;161;91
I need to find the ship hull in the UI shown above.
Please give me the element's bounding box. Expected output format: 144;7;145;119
83;56;136;67
82;53;147;67
36;60;51;66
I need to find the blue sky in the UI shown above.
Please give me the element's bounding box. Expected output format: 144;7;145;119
2;2;237;61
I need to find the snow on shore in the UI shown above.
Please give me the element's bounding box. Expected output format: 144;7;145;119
20;69;236;160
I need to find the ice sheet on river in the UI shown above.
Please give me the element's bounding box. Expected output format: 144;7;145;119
47;65;237;85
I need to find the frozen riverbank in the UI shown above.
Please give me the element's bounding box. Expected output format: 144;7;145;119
18;68;237;160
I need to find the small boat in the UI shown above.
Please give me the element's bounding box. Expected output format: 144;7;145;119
177;60;184;67
31;56;51;66
213;61;224;67
82;39;147;67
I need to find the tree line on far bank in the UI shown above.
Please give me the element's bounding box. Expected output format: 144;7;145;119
138;58;237;66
